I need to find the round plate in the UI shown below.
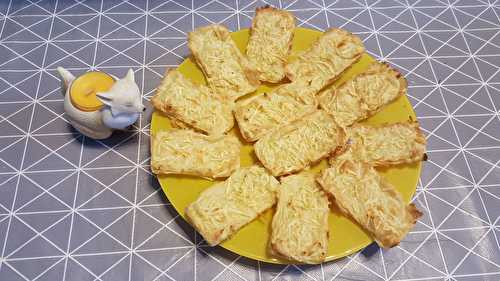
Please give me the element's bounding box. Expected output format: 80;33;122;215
151;27;422;264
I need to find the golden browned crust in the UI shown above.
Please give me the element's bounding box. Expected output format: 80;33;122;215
254;110;346;177
151;69;234;135
167;116;200;131
317;154;422;248
150;130;240;178
185;166;279;246
319;61;407;127
285;28;365;91
234;79;319;142
188;24;260;101
270;173;329;264
340;121;427;166
247;6;295;83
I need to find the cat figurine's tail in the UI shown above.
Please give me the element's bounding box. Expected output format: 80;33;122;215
57;67;75;94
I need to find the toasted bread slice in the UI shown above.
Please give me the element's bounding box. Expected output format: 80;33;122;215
343;122;426;166
270;173;329;264
254;110;346;176
234;79;318;142
150;130;240;178
188;24;260;101
151;69;234;135
317;155;422;248
246;6;295;83
285;28;364;91
319;61;407;127
185;166;279;246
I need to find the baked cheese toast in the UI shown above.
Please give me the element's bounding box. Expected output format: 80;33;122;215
319;61;407;127
345;122;426;166
246;6;295;82
234;79;318;142
317;155;422;248
254;110;346;176
270;173;329;264
285;28;364;91
150;130;240;178
185;166;279;246
188;24;260;101
151;69;234;135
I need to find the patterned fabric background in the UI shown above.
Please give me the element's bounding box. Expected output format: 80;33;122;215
0;0;499;280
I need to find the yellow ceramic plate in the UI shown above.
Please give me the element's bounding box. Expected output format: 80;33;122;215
150;27;421;264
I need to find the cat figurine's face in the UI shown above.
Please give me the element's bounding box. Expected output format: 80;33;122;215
96;69;146;115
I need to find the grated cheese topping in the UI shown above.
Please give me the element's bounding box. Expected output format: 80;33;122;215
319;61;406;127
285;28;364;91
152;69;234;135
270;173;329;264
185;166;279;246
150;130;240;178
234;79;319;142
246;7;295;83
254;110;346;176
188;24;260;101
317;154;422;248
344;122;427;166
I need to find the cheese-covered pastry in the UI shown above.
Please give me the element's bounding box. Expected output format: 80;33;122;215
150;130;240;178
343;122;426;166
317;154;422;248
234;79;318;142
319;61;407;127
246;6;295;82
270;173;329;264
188;24;260;101
285;28;364;91
254;110;346;177
186;166;279;246
151;69;234;135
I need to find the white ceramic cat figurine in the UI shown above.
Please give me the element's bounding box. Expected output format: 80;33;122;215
58;67;146;139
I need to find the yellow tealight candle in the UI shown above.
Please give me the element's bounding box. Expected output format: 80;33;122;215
70;71;115;112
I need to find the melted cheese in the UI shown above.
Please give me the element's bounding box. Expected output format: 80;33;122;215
254;110;346;176
246;7;295;82
185;166;279;246
285;28;364;90
234;79;318;142
343;122;426;166
150;130;240;178
270;173;329;264
152;70;234;135
317;154;422;248
319;61;406;127
188;24;260;101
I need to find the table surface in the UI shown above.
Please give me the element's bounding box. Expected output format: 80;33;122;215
0;0;499;280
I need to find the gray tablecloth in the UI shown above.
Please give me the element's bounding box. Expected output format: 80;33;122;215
0;0;499;280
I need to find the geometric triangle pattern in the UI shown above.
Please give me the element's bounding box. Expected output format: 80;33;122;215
0;0;499;280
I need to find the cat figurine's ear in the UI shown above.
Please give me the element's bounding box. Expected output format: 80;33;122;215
57;67;76;89
125;69;135;82
96;92;115;107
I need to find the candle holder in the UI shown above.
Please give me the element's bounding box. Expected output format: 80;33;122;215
57;67;146;139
